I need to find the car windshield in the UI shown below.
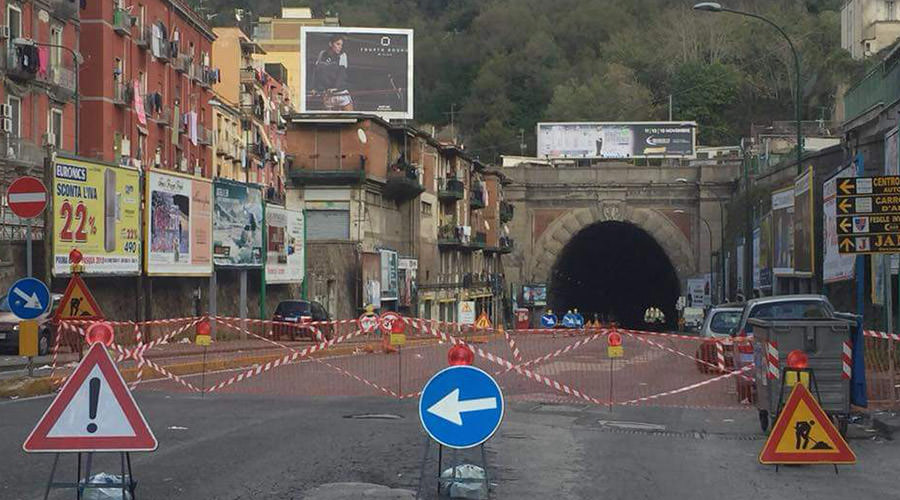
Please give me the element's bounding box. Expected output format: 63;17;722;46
708;310;740;336
276;301;310;316
0;294;9;312
749;301;830;320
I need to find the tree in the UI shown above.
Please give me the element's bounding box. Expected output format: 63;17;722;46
545;64;656;122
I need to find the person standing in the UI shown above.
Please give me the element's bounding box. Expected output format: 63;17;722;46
311;34;354;111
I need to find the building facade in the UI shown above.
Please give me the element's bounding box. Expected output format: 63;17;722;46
842;0;900;59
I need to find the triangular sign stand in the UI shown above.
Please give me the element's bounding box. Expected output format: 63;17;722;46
53;274;104;322
759;383;855;465
23;342;157;452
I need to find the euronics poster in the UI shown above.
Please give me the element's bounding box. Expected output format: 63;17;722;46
146;171;212;275
213;180;263;267
536;122;697;159
300;26;413;119
823;166;855;283
771;188;794;275
52;156;140;275
265;205;304;284
793;166;814;274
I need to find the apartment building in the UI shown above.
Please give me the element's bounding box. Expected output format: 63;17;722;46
842;0;900;59
79;0;217;175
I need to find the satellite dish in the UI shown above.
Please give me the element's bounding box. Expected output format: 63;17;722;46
357;129;368;144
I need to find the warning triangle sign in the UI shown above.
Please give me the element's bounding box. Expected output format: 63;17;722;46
759;383;855;464
474;311;492;329
23;343;157;453
53;274;104;322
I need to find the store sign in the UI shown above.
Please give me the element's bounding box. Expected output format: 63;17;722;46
52;157;141;275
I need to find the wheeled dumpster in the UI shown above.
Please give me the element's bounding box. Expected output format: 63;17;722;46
749;317;852;435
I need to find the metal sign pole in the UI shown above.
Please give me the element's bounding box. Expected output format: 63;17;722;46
26;220;32;277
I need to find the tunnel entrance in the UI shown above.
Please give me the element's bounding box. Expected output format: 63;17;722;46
548;221;681;330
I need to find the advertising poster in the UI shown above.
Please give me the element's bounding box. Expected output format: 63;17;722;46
398;258;417;308
52;157;141;275
522;284;548;306
753;228;761;290
771;188;794;275
265;205;304;284
536;122;697;159
736;238;745;294
458;301;476;325
823;166;856;283
213;180;263;267
379;249;399;301
146;171;212;275
362;252;381;309
886;127;899;176
759;212;773;288
687;278;708;307
793;166;814;274
301;27;413;119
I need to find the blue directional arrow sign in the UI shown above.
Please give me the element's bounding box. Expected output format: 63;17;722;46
540;313;557;328
7;277;50;320
419;365;504;449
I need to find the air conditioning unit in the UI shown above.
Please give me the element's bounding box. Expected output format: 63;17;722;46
0;26;10;40
0;104;11;117
2;118;12;133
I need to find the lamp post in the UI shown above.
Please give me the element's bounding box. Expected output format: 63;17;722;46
13;38;82;154
693;2;803;174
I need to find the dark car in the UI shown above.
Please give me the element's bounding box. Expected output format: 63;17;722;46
0;293;64;356
272;300;333;341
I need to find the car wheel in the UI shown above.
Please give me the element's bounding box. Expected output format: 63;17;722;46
38;330;51;356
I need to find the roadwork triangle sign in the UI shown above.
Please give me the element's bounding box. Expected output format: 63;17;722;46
474;311;491;329
53;274;104;322
759;383;855;464
23;343;157;453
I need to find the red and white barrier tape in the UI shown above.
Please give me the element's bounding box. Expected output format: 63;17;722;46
503;329;523;362
842;341;852;380
716;342;726;372
620;365;754;406
622;330;753;381
864;330;900;342
495;329;609;376
766;341;779;380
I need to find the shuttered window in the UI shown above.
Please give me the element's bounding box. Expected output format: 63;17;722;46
307;210;350;240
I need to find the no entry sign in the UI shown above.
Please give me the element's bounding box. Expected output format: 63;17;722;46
7;176;48;219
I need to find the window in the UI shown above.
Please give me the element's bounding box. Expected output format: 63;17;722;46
7;96;21;137
48;109;63;149
421;201;432;216
307;210;350;240
50;26;63;68
7;5;22;41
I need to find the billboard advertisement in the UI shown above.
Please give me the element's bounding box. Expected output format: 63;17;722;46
379;249;399;301
213;180;263;267
793;166;814;274
823;166;856;283
52;157;141;275
265;205;304;284
771;187;794;275
521;284;547;307
736;238;744;294
300;26;413;119
146;171;212;275
759;212;773;288
886;127;899;176
536;122;697;159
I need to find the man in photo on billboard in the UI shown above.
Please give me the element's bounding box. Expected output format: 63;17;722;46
311;35;354;111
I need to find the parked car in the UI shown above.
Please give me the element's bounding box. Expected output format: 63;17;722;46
695;304;743;373
0;293;64;356
272;300;333;341
681;307;705;332
732;295;836;403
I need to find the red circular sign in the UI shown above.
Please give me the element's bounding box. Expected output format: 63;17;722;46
607;332;622;347
787;349;808;369
448;344;474;366
359;314;379;333
85;322;115;346
7;176;48;219
379;311;402;332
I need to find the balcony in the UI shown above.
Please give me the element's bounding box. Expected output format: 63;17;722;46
5;46;37;82
153;108;171;126
500;236;514;254
500;201;514;223
113;82;130;106
240;67;262;87
46;64;77;101
470;185;485;209
383;163;424;201
470;231;487;249
0;136;46;167
438;178;464;201
198;125;212;146
50;0;78;20
174;53;192;74
216;134;228;156
199;66;218;88
135;25;151;50
288;153;367;186
438;224;464;248
266;186;286;206
113;9;133;36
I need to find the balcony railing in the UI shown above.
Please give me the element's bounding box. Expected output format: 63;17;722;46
0;136;46;167
50;0;78;20
46;64;77;98
135;25;151;49
471;231;487;249
438;177;464;201
500;236;514;253
438;224;464;247
384;163;424;201
470;185;486;209
5;46;37;82
174;53;192;74
198;125;212;146
153;108;171;126
113;9;133;35
500;201;514;223
266;186;286;205
843;59;900;123
113;82;130;106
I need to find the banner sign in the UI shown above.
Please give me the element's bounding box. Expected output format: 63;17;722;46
536;122;697;159
52;157;140;276
300;26;414;120
213;180;263;267
771;188;794;276
146;171;212;275
379;249;399;301
835;175;900;253
521;284;547;307
793;167;814;273
823;167;855;282
736;238;745;293
265;205;304;284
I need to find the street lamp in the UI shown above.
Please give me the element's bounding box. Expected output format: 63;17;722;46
675;208;716;304
13;38;82;154
692;2;803;174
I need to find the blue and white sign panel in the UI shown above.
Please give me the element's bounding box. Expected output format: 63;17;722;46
419;365;504;449
540;313;557;328
7;278;50;320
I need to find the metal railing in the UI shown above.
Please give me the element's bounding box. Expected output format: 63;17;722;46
843;58;900;122
438;177;464;199
4;46;36;81
0;136;46;167
113;82;130;105
113;9;133;34
46;64;76;94
500;201;514;223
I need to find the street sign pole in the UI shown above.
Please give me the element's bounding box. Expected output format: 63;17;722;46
26;220;32;277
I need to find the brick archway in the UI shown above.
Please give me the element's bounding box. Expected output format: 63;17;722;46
531;204;695;284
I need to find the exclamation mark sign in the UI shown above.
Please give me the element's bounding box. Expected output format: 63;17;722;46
86;377;100;433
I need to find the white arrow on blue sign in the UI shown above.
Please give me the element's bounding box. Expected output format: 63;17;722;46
419;365;504;449
7;277;50;320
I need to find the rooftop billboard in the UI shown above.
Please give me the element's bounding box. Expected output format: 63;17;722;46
536;122;697;159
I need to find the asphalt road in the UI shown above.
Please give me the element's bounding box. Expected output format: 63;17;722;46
1;392;897;500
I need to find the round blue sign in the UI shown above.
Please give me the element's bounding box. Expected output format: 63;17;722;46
540;313;557;328
6;277;50;320
419;365;504;449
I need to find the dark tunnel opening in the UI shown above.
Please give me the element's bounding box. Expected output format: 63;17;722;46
549;221;681;330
